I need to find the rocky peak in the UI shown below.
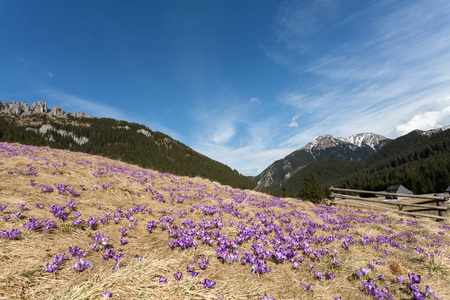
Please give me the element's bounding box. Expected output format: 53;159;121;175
301;134;350;152
0;101;10;111
0;101;92;118
72;112;92;118
7;102;32;116
418;125;450;136
30;101;49;114
338;133;389;151
50;106;66;118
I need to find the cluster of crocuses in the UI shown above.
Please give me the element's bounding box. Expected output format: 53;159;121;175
159;255;216;291
49;204;69;222
44;253;69;273
360;278;393;300
54;183;80;197
1;228;21;240
396;273;439;300
23;218;43;231
40;184;54;193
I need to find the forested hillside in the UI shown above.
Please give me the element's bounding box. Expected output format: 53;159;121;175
0;113;256;190
341;129;450;193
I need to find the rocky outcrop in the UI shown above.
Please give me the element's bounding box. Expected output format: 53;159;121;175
114;125;131;130
30;101;48;114
50;106;66;118
36;124;89;145
0;101;10;111
137;129;152;137
7;102;32;116
72;112;92;118
0;101;91;118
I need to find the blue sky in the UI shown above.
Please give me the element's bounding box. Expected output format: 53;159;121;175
2;0;450;176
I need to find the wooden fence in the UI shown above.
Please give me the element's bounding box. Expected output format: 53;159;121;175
328;187;449;220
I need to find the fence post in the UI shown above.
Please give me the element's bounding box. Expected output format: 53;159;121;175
329;186;335;206
436;198;448;218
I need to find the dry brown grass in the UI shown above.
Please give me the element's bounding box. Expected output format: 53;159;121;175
0;143;449;300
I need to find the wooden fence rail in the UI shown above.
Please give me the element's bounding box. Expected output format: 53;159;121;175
328;186;449;220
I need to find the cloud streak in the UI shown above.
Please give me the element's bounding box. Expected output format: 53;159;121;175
39;88;130;120
268;0;450;148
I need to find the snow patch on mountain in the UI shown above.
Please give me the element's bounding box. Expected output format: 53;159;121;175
301;133;388;154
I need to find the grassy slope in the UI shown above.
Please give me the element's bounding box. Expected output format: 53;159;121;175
0;142;449;300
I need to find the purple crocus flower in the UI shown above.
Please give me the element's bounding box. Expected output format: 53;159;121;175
412;289;427;300
73;218;83;227
396;276;405;285
159;276;167;283
103;288;112;298
425;285;439;299
174;271;182;280
300;282;313;292
201;278;216;289
71;258;94;272
408;273;421;285
45;262;59;273
361;267;370;276
326;270;335;279
199;262;208;270
3;215;11;222
260;294;275;300
355;268;364;277
314;271;323;281
191;269;199;277
44;220;56;232
120;237;128;245
118;227;127;236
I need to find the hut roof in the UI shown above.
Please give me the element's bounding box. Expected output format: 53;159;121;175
385;185;413;199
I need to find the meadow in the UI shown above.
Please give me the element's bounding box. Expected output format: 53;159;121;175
0;142;448;299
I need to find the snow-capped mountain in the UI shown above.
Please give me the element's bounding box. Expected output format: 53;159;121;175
301;133;390;154
254;132;391;188
339;133;389;151
417;125;450;136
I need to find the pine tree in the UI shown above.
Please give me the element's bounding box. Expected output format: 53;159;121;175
300;173;324;204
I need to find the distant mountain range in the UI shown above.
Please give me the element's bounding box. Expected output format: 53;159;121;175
254;126;450;196
0;101;256;190
254;133;392;188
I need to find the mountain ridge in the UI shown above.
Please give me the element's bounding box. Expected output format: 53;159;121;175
254;132;392;189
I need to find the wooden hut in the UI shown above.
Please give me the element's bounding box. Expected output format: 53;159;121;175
385;184;413;200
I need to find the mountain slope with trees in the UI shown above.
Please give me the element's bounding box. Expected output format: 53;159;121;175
0;111;255;190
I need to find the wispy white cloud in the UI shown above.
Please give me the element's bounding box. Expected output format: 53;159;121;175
16;57;39;68
269;0;450;145
395;99;450;136
189;93;298;175
39;88;129;120
250;97;261;104
47;72;54;78
288;113;299;128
